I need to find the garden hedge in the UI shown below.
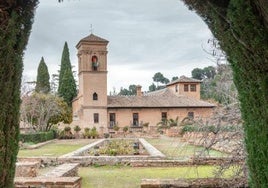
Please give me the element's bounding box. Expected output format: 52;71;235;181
19;130;56;144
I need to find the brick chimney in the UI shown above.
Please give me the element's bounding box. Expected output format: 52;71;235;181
136;85;142;96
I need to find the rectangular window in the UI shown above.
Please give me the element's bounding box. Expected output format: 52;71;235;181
184;84;189;92
94;113;99;123
109;113;116;127
175;85;178;92
133;113;139;126
190;84;196;92
188;112;194;119
161;112;167;121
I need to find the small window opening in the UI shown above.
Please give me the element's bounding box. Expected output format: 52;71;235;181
93;92;98;100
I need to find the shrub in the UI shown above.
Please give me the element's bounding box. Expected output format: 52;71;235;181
58;130;74;139
113;125;120;131
74;125;81;132
104;133;110;138
50;125;59;138
83;127;91;138
123;126;129;132
64;126;71;132
182;125;198;133
58;130;65;139
20;131;55;144
90;127;99;138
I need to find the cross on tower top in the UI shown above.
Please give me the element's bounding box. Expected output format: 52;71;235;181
90;24;94;34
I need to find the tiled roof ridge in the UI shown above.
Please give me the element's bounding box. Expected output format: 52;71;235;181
79;33;109;43
107;88;216;108
166;75;202;86
143;88;167;96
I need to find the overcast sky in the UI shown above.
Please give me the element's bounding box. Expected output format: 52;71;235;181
23;0;214;93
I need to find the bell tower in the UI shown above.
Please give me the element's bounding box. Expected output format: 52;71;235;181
73;33;109;129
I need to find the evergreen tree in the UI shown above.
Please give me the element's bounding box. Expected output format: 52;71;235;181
58;67;77;106
118;85;137;96
171;76;178;81
148;83;157;92
192;68;204;80
153;72;170;85
0;1;38;186
58;42;77;105
35;57;50;93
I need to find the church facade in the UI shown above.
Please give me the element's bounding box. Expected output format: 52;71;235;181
72;34;216;132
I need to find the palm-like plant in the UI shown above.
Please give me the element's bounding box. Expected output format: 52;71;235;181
157;118;168;129
168;116;179;127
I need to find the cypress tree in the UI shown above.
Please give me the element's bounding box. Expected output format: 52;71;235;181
182;0;268;187
0;1;38;187
35;57;50;93
58;67;77;106
58;42;77;105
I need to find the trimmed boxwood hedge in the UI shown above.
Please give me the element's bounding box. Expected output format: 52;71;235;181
19;130;56;144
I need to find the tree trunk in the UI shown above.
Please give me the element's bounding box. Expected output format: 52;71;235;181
0;1;38;187
182;0;268;187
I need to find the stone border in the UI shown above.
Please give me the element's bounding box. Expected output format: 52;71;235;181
60;138;165;159
55;138;166;166
14;177;81;188
43;163;80;177
18;156;243;167
15;162;39;177
139;138;165;158
22;139;56;150
60;139;105;157
141;178;248;188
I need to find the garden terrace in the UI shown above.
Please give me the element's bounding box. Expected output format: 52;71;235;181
60;138;165;158
58;138;166;166
16;137;240;187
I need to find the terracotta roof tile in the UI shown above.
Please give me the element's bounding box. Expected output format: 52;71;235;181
78;34;109;44
108;88;215;108
167;76;202;86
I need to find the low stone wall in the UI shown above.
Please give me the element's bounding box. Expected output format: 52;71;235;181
126;157;243;167
21;139;56;150
141;178;248;188
14;177;82;188
18;157;60;167
43;163;80;177
15;162;39;177
18;155;242;168
166;127;182;137
60;156;152;166
60;139;105;157
61;138;165;158
58;138;166;166
139;138;165;158
15;163;81;188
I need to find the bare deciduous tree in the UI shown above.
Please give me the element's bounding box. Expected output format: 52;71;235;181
20;93;71;132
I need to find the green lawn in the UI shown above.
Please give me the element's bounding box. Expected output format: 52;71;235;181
18;137;226;158
146;137;226;159
18;139;96;157
79;165;233;188
18;137;236;188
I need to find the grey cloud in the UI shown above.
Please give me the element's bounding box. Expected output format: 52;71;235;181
23;0;214;91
